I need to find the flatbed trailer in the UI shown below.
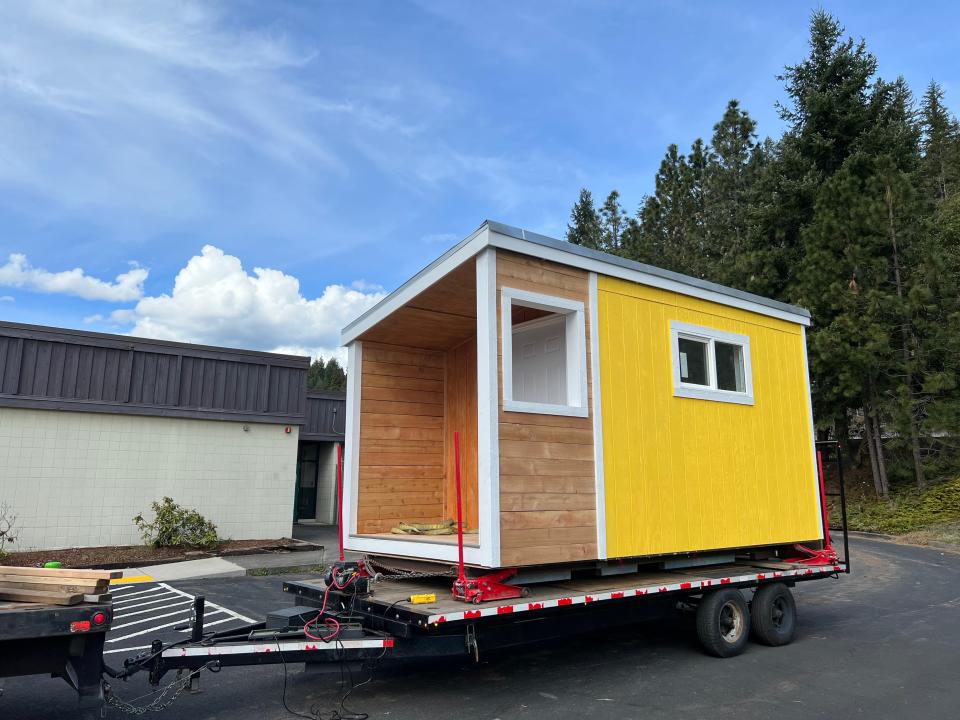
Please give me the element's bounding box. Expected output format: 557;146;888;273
0;598;113;715
110;441;850;713
126;554;846;690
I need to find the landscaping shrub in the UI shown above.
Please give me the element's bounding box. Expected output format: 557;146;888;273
837;478;960;535
0;503;17;558
133;497;220;549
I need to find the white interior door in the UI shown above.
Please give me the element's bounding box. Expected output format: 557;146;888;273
512;316;567;405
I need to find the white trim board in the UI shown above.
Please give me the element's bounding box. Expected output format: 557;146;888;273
341;222;809;347
588;272;607;560
500;287;589;419
476;248;501;567
342;341;363;542
489;232;809;326
345;534;485;565
801;326;825;541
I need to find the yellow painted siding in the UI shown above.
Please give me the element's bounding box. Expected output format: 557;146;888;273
598;276;821;558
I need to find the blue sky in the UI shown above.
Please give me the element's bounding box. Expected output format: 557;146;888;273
1;1;957;360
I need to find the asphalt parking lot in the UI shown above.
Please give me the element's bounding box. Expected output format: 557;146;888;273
2;535;959;719
104;579;256;660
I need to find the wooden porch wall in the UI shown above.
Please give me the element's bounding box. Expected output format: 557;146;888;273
496;250;598;566
444;338;479;529
357;343;446;533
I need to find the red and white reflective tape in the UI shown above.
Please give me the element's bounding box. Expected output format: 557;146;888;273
427;565;843;624
162;637;393;658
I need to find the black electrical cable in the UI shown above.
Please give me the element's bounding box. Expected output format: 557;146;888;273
276;634;316;720
381;598;408;618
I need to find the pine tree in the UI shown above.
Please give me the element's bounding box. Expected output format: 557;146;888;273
307;357;347;392
704;100;761;285
599;190;626;253
566;189;604;249
920;81;960;203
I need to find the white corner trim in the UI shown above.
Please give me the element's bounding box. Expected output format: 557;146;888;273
488;232;811;327
500;286;588;417
801;326;825;541
669;320;755;406
589;273;607;560
341;226;490;345
502;399;589;418
476;248;500;568
343;341;362;540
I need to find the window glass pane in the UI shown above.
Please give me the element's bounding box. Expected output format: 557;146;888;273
715;341;745;392
677;337;708;385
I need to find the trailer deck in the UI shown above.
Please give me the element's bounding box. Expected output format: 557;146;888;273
284;558;845;627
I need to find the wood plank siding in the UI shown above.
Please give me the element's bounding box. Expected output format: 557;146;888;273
444;338;478;529
356;343;447;533
496;250;598;566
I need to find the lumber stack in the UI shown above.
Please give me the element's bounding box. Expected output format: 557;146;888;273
0;566;122;606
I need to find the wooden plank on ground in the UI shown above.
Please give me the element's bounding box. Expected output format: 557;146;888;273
0;587;82;606
0;566;121;580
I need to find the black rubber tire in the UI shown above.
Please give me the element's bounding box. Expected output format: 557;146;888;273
695;588;750;658
750;583;796;646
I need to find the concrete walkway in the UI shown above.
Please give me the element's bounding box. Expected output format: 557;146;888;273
293;522;364;560
113;546;326;584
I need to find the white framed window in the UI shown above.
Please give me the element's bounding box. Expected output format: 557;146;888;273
501;287;588;417
670;320;754;405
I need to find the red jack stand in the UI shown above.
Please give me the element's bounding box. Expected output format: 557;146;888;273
787;449;840;566
449;431;527;604
452;568;528;604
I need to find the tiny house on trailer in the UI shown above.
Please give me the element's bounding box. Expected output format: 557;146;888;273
340;221;823;571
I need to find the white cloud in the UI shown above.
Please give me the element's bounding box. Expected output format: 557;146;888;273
0;252;147;301
119;245;384;362
0;295;13;302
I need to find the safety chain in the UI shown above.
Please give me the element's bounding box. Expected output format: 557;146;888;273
103;666;208;715
363;555;456;581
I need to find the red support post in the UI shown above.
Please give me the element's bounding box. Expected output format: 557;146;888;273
336;442;345;563
817;449;832;551
454;431;466;585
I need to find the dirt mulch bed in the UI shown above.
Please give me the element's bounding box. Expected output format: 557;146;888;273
0;538;320;570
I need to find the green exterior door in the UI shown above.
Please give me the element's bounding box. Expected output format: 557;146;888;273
296;443;319;520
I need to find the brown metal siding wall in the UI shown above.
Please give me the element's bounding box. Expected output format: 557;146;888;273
0;322;308;425
301;392;345;441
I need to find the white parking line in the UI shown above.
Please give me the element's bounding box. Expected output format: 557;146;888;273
113;587;166;603
113;599;193;620
106;581;255;647
158;582;255;624
180;616;237;632
104;644;151;655
111;594;179;612
109;584;136;592
112;608;225;631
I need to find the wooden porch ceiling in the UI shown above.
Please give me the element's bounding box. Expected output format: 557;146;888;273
358;259;477;351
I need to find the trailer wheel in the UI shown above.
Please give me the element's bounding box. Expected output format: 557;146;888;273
750;583;796;646
695;589;750;658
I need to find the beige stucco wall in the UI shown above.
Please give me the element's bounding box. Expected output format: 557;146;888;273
0;407;298;551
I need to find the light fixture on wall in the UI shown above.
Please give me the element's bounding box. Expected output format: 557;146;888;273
242;425;250;432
